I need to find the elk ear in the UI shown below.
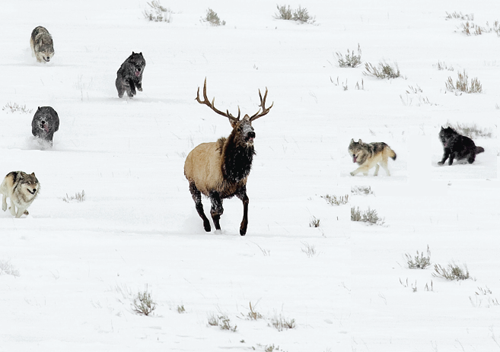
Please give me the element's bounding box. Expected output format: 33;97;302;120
230;119;238;129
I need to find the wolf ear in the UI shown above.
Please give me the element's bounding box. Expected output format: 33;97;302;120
37;107;41;111
350;138;354;143
132;51;135;55
31;172;36;177
358;139;363;144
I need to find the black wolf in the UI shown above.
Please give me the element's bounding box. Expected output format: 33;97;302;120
438;127;484;166
32;106;60;147
115;52;146;98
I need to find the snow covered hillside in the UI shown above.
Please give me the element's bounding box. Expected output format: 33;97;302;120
0;0;498;351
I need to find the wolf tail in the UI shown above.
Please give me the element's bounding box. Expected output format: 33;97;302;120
390;148;397;161
475;146;485;154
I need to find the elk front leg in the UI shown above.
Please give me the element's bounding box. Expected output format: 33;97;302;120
236;187;249;236
189;182;211;232
209;191;223;231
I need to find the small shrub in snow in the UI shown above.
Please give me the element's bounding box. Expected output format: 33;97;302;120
2;102;32;114
445;70;482;93
275;5;316;24
433;262;470;281
275;5;292;20
132;289;157;316
177;305;186;313
351;207;384;225
0;260;20;277
322;194;349;206
460;21;486;36
269;313;296;331
246;301;263;320
405;245;431;269
445;11;474;21
63;190;86;203
351;185;373;196
445;122;492;139
143;0;172;22
336;44;362;68
436;61;454;71
264;344;287;352
301;242;317;257
201;8;226;26
364;62;400;79
208;312;237;332
309;216;320;228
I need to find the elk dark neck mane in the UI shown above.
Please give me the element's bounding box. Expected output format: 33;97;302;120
218;133;256;184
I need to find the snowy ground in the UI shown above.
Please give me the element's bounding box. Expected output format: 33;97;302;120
0;0;499;351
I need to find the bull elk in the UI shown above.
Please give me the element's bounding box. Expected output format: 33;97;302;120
184;79;273;236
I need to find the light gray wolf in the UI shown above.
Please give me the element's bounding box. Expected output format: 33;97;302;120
438;126;484;166
30;26;54;63
115;52;146;98
0;171;40;218
348;139;397;176
32;106;60;147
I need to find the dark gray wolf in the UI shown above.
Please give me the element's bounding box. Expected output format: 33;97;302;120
32;106;60;147
348;139;397;176
438;126;484;165
115;52;146;98
0;171;40;218
30;26;54;63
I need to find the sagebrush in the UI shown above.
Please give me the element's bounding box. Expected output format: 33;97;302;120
364;62;400;79
322;194;349;206
132;290;157;316
336;44;362;68
269;313;296;331
445;122;492;139
201;8;225;26
63;190;86;203
2;102;32;114
275;5;315;24
351;185;373;196
208;312;237;332
445;70;482;93
405;245;431;269
351;206;384;225
433;263;470;281
143;0;172;22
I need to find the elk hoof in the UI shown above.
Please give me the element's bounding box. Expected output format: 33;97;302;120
203;220;211;232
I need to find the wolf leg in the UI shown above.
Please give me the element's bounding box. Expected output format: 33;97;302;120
1;195;7;211
209;192;223;231
438;151;450;165
9;204;17;216
373;164;380;176
189;182;211;232
136;81;143;92
351;165;370;176
127;79;136;97
15;207;26;218
380;160;391;176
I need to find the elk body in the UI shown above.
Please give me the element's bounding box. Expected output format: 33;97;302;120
184;79;273;236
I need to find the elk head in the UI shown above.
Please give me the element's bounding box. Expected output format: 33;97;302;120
195;78;273;147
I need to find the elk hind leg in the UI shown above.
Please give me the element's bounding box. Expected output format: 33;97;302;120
189;182;211;232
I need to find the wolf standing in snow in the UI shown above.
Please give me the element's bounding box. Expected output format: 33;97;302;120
115;52;146;98
437;126;484;166
30;26;54;63
348;139;397;176
32;106;60;147
0;171;40;218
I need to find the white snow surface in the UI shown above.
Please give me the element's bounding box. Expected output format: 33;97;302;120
1;0;499;351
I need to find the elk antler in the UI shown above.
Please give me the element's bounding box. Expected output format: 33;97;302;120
195;78;240;123
249;88;274;122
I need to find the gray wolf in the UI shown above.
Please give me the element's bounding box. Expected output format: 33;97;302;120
438;126;484;165
32;106;60;147
185;79;273;235
30;26;54;63
348;139;397;176
0;171;40;218
115;52;146;98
